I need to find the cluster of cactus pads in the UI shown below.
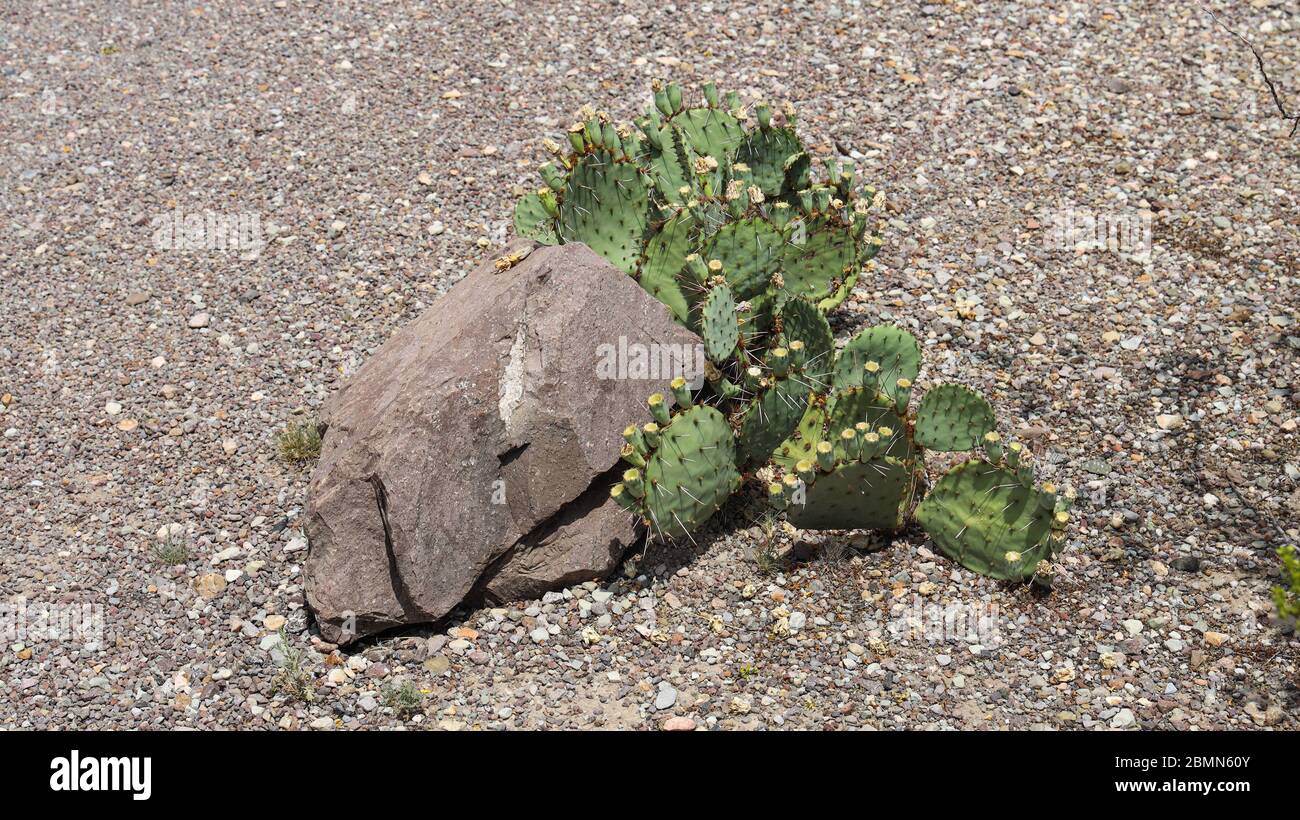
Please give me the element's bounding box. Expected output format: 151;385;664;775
515;81;1073;585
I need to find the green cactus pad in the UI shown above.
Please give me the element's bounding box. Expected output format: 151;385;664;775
699;217;784;300
672;107;743;161
823;388;915;461
778;215;857;309
776;298;834;391
832;325;922;404
645;124;697;205
771;396;826;471
558;150;650;274
914;460;1057;581
787;457;918;531
737;375;812;466
700;283;739;364
914;384;997;452
513;191;557;244
735;126;806;196
642;405;740;540
637;210;694;324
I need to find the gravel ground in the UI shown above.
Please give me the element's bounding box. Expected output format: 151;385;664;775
1;0;1297;730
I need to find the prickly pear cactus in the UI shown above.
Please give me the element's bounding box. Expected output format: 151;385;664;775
775;297;834;391
915;459;1070;582
736;365;812;467
832;325;921;404
512;81;883;329
783;448;921;531
610;397;740;540
914;384;997;452
510;82;1076;586
513;190;557;244
558;149;650;275
699;217;785;301
700;282;740;364
758;324;1071;583
734;103;806;196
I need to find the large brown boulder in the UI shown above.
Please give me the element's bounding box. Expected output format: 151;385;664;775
304;240;700;643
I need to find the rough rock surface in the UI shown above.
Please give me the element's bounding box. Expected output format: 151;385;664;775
305;240;698;642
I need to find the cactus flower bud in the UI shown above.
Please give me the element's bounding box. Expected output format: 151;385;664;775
641;422;661;449
894;378;912;413
670;376;692;410
769;347;790;377
1005;441;1023;469
622;468;644;498
982;431;1003;463
1039;482;1057;510
653;87;672;117
787;340;806;369
667;82;683;113
1013;447;1033;484
838;427;858;460
647;393;670;427
540;163;566;191
816;440;835;472
795;459;816;487
876;426;895;457
862;360;881;391
703;82;719;108
684;254;709;284
611;482;640;512
1056;485;1076;514
620;443;646;469
860;431;881;463
1017;461;1034;486
767;481;788;511
622;423;646;452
